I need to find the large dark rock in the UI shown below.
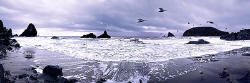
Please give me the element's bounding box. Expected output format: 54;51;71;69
167;32;175;37
0;20;12;38
220;29;250;40
97;30;111;38
0;20;20;57
43;65;63;77
20;23;37;37
81;33;96;38
186;39;210;44
183;27;229;36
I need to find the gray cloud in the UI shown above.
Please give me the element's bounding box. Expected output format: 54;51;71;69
0;0;250;36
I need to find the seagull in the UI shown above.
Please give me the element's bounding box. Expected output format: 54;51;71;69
137;19;147;23
158;8;167;12
207;21;214;24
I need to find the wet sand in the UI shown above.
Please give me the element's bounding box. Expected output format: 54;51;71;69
1;47;250;83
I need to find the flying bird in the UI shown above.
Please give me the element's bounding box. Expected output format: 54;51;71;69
207;21;214;24
158;8;167;12
137;19;147;23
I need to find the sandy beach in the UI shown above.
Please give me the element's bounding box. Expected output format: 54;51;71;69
1;46;250;83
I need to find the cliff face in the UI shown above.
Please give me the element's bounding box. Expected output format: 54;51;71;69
183;27;229;36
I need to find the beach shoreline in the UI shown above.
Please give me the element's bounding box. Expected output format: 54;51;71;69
1;46;250;83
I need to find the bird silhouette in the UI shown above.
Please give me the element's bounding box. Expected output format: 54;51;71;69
188;22;190;24
158;8;167;12
207;21;214;24
137;19;147;23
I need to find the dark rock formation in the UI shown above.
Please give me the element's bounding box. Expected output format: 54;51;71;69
0;20;20;58
183;27;229;36
97;30;111;38
167;32;175;37
42;65;78;83
81;33;96;38
0;21;12;38
0;20;4;32
20;23;37;37
43;65;63;77
0;64;4;78
51;36;59;39
186;39;210;44
220;29;250;40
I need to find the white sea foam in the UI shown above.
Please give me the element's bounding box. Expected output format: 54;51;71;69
14;37;250;62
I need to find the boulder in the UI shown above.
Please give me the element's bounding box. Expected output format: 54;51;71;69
167;32;175;37
220;29;250;40
81;33;96;38
187;39;210;44
43;65;63;77
51;36;59;39
20;23;37;37
183;27;229;36
97;30;111;38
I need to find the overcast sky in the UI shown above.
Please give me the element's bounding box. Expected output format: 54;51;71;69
0;0;250;36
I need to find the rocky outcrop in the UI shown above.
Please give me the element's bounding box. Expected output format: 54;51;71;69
51;36;59;39
167;32;175;37
0;20;12;38
81;33;96;38
0;20;20;58
183;27;229;36
42;65;78;83
186;39;210;44
97;30;111;38
20;23;37;37
43;65;63;77
220;29;250;41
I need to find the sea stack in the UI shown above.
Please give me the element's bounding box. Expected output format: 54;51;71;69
20;23;37;37
97;30;111;38
81;33;96;38
183;27;229;36
220;29;250;40
167;32;175;37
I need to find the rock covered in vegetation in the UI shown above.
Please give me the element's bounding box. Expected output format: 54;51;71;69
97;30;111;38
186;39;210;44
81;33;96;38
220;29;250;40
20;23;37;37
183;27;229;36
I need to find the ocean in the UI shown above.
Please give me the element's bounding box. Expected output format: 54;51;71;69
12;36;250;83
